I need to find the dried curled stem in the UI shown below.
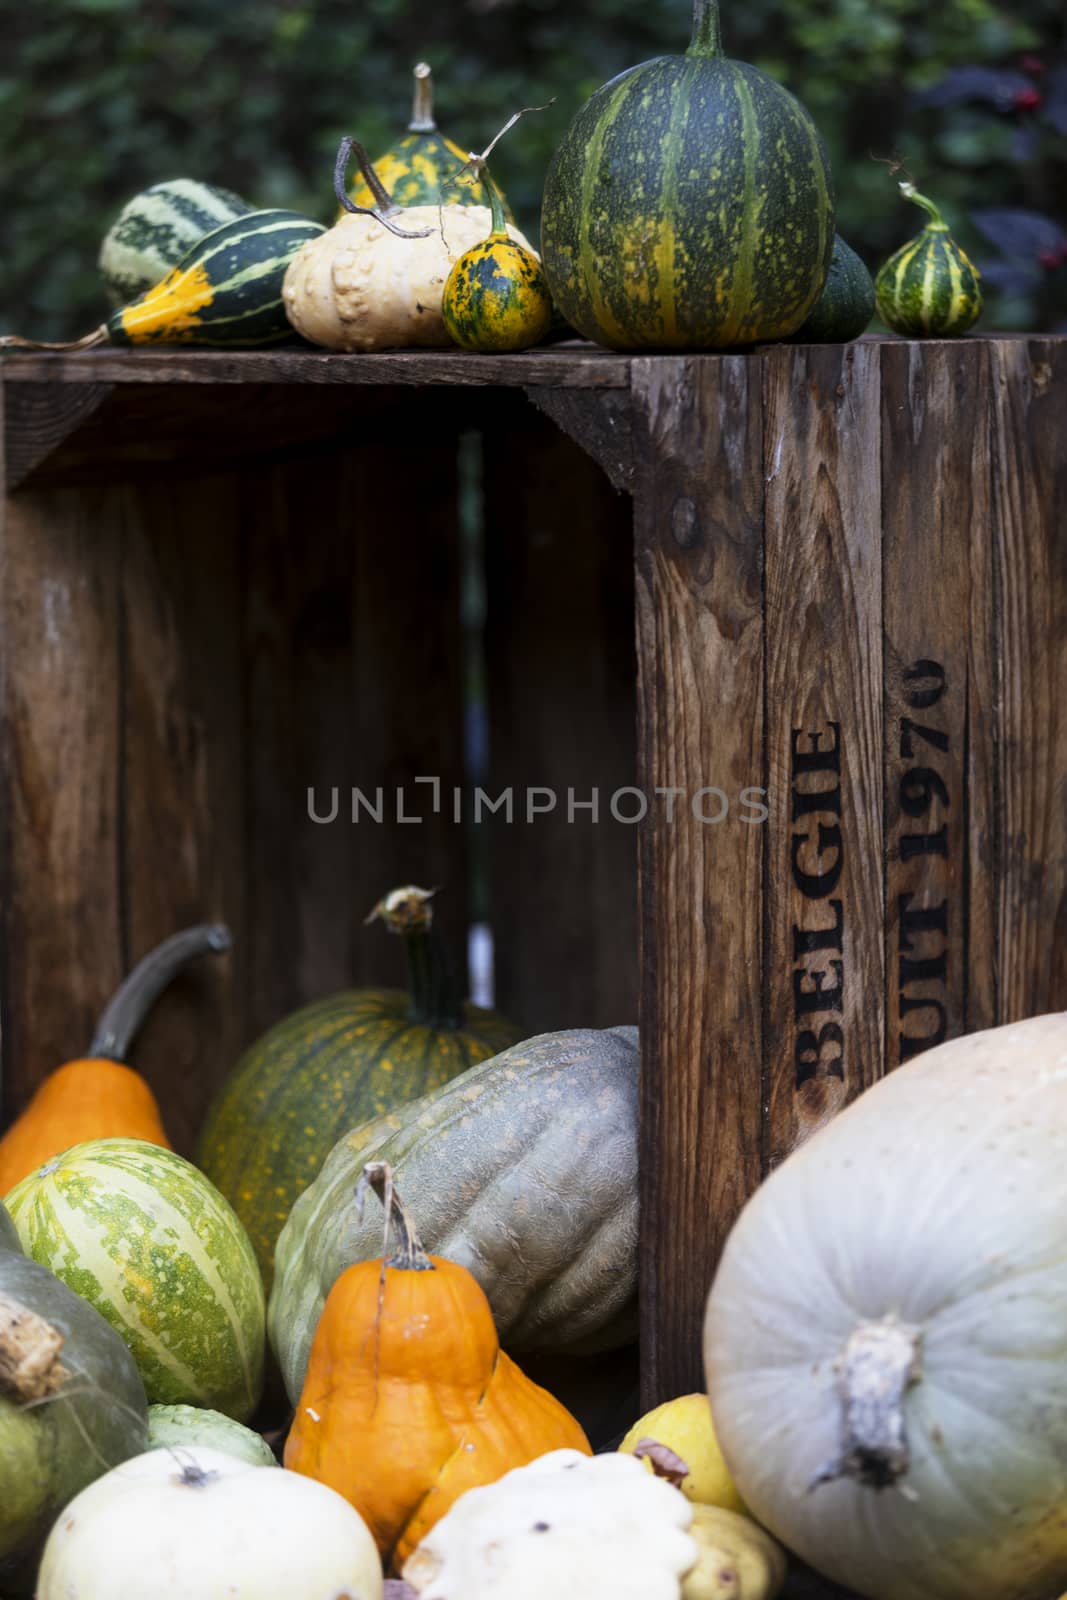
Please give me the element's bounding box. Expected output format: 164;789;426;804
0;1292;70;1403
632;1437;690;1488
333;136;433;239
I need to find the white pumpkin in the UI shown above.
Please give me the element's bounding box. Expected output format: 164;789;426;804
36;1445;383;1600
283;205;536;352
704;1013;1067;1600
402;1447;697;1599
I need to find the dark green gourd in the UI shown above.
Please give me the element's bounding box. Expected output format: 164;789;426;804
790;234;874;342
875;181;983;338
540;0;834;350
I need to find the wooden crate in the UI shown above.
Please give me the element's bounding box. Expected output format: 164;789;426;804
1;338;1065;1449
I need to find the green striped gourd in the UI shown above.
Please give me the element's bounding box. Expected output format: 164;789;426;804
875;181;983;337
790;233;874;342
147;1403;277;1466
349;62;494;211
198;887;520;1294
99;179;254;306
1;211;324;353
540;0;834;350
0;1249;148;1591
5;1138;265;1423
443;162;552;352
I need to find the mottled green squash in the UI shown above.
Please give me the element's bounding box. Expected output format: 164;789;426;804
269;1025;640;1405
443;164;552;352
147;1403;277;1467
349;62;497;211
99;178;254;306
875;181;982;337
0;1248;148;1592
198;887;520;1294
789;233;874;342
541;0;833;350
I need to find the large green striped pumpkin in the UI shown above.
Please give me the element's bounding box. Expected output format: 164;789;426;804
541;0;834;350
198;887;521;1294
4;1138;265;1423
98;178;255;307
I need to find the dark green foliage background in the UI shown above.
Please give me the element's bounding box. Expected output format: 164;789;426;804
3;0;1065;339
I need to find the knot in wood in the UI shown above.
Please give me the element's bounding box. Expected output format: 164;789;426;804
671;497;701;550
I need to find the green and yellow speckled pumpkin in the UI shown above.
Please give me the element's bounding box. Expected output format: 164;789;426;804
875;181;983;338
540;0;834;350
443;164;552;352
349;62;489;212
198;887;520;1293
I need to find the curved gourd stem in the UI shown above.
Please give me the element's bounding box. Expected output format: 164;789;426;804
473;160;509;240
0;328;108;353
409;62;437;132
365;886;466;1031
899;181;950;234
363;1161;435;1272
809;1318;922;1492
333;136;433;239
88;923;232;1061
688;0;723;57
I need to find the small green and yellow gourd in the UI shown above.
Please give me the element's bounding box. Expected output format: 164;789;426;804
875;181;983;337
443;162;552;353
349;62;493;212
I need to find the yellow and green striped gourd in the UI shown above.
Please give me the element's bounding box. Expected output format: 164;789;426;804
98;178;255;306
5;1138;265;1423
349;62;495;211
443;163;553;352
875;182;983;337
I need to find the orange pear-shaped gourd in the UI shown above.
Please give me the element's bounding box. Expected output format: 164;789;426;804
285;1161;591;1569
0;925;230;1193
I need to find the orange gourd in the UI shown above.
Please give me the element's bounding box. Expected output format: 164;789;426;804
285;1161;592;1570
0;925;231;1193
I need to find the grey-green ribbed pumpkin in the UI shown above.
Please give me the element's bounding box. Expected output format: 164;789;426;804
198;887;520;1295
790;233;874;342
540;0;834;350
268;1025;639;1405
0;1196;18;1253
0;1248;148;1592
875;181;982;338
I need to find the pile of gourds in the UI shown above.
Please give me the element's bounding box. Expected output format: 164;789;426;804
2;0;985;360
4;870;1067;1597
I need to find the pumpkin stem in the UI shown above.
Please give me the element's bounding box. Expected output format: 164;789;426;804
365;887;466;1031
0;328;108;353
809;1318;922;1493
333;136;434;240
361;1161;434;1272
688;0;723;57
632;1438;690;1488
88;923;232;1061
899;181;950;234
0;1292;70;1403
470;159;509;240
409;62;437;132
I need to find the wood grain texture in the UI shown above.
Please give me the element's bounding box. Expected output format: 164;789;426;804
762;343;884;1164
633;355;764;1406
523;387;634;493
0;344;631;394
3;380;113;489
119;476;245;1156
483;399;637;1035
881;341;996;1063
989;337;1067;1018
0;477;124;1123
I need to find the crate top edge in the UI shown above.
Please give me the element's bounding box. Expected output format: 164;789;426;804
1;333;1061;393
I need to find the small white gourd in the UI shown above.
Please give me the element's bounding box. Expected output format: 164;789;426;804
705;1013;1067;1600
36;1445;383;1600
284;137;535;352
402;1447;698;1600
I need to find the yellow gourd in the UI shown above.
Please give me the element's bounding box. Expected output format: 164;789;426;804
619;1394;747;1514
442;161;551;353
683;1506;787;1600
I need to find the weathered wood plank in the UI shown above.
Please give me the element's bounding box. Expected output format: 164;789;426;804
0;345;631;391
523;387;634;494
990;338;1067;1018
881;340;996;1060
633;354;764;1406
762;343;884;1164
483;401;637;1034
3;380;113;490
0;475;124;1123
119;476;245;1156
